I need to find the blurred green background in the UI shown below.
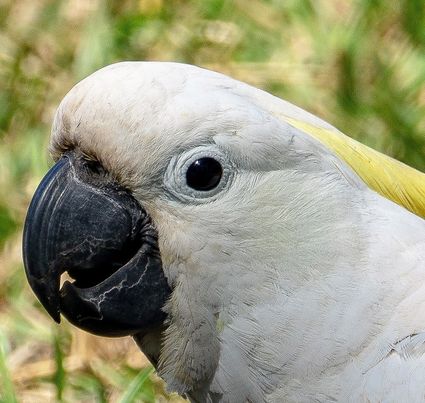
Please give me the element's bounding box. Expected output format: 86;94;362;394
0;0;424;401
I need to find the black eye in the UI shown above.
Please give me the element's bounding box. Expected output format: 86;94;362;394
186;157;223;191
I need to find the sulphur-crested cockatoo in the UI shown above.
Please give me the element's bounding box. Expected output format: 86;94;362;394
23;62;425;402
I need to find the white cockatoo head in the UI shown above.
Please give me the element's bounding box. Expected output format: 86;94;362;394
23;62;425;399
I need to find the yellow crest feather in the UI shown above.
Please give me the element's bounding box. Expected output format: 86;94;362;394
286;118;425;219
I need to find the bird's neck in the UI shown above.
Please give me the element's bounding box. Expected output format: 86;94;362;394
210;193;425;401
140;182;425;401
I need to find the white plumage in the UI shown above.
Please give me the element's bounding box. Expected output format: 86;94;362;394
51;62;425;402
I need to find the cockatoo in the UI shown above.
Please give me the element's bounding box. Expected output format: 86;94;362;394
23;62;425;402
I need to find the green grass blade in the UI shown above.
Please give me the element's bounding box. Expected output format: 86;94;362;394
118;366;154;403
0;331;17;403
53;330;66;401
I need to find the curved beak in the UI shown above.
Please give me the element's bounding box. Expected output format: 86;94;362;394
23;153;171;337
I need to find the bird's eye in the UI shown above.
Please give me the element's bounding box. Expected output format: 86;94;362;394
164;146;233;202
186;157;223;191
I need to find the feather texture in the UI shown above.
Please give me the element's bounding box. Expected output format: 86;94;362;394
285;118;425;219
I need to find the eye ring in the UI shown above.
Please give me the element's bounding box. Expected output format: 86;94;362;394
163;146;233;203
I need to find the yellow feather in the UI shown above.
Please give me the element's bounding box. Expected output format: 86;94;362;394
285;118;425;219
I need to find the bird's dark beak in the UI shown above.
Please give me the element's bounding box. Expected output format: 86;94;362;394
22;152;171;337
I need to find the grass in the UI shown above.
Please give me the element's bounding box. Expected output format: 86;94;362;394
0;0;424;401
